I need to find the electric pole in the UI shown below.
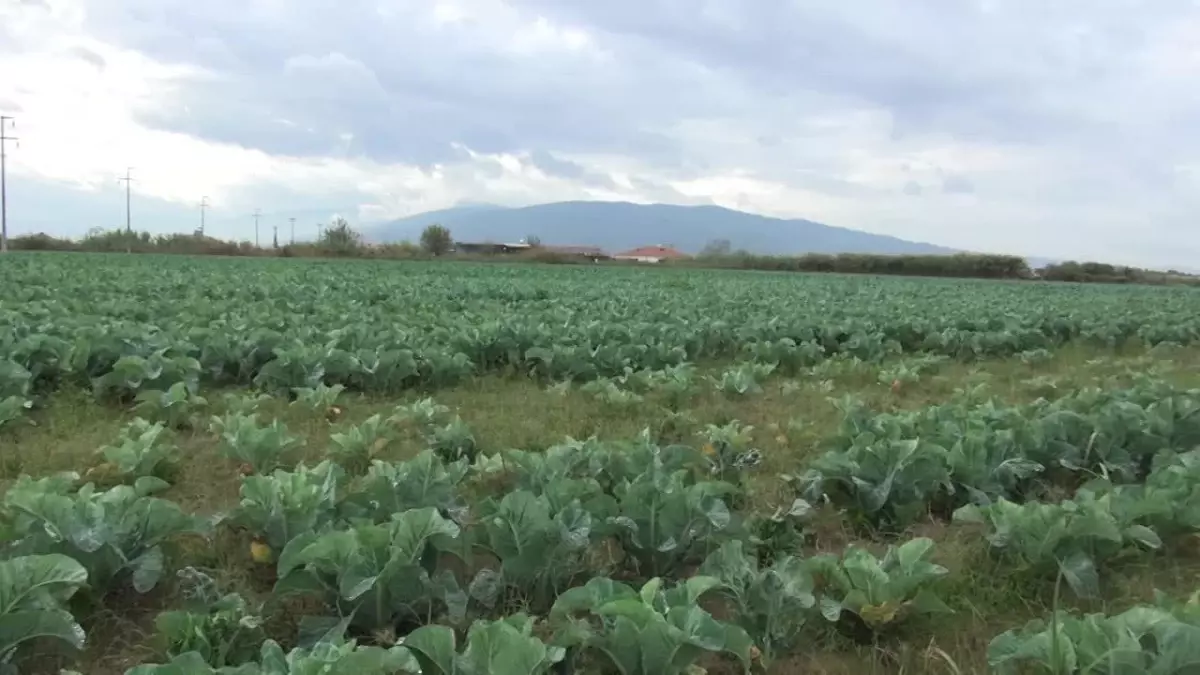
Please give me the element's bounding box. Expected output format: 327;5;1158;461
289;217;295;245
253;208;261;247
316;223;323;242
0;115;16;254
272;223;278;249
199;196;208;236
118;167;134;253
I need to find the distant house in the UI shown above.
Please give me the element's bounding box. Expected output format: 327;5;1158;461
614;245;688;263
542;245;609;260
452;241;610;261
453;241;532;255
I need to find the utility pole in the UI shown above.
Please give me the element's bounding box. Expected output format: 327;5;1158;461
0;115;16;254
272;223;278;249
289;217;295;245
316;222;324;242
118;167;134;253
199;196;208;236
253;208;261;248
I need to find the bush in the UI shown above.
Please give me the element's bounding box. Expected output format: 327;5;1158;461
420;224;453;256
674;252;1032;279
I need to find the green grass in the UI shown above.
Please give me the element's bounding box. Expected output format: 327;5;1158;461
8;343;1200;674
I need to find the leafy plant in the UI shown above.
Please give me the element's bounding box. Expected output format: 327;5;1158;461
274;508;463;633
0;554;88;669
426;417;477;463
580;379;643;409
291;383;345;412
127;638;419;674
1018;348;1055;366
93;418;181;484
135;382;209;430
652;411;697;444
210;413;300;474
0;396;31;432
155;568;265;667
953;493;1162;598
4;482;208;595
549;576;753;675
92;350;201;403
711;362;776;396
792;437;953;529
744;338;825;375
807;537;952;638
403;615;565;675
987;603;1200;674
747;498;812;562
339;451;469;525
472;490;606;607
697;421;763;484
647;363;697;409
608;465;741;578
228;460;344;553
387;398;450;430
328;414;392;473
219;393;275;417
700;540;816;666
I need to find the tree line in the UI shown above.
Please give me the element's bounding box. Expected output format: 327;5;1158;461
7;222;1196;286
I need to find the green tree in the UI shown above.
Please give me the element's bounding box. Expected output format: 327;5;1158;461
321;217;362;256
420;224;453;256
699;238;732;258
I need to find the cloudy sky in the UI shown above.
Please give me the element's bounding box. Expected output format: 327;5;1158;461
2;0;1199;266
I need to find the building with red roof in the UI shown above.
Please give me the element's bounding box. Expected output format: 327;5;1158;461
613;245;688;263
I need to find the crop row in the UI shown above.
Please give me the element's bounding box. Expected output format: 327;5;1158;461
4;256;1200;405
7;376;1200;672
797;377;1200;598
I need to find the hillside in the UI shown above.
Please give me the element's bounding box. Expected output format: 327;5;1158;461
366;201;958;255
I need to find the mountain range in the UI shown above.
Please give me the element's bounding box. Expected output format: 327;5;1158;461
366;201;962;257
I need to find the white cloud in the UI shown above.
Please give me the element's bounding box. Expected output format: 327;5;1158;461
1;0;1199;266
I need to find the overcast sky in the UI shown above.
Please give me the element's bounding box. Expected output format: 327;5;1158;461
2;0;1199;266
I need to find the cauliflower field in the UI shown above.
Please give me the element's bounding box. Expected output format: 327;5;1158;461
4;253;1200;674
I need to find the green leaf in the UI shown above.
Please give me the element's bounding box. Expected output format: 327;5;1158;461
458;616;564;675
0;609;86;655
1125;524;1163;550
402;625;457;675
134;477;172;497
1058;551;1100;599
909;588;954;615
0;554;88;659
131;547;165;593
819;596;843;622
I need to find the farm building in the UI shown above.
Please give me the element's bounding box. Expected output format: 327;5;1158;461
453;241;610;261
542;245;609;260
614;245;689;263
453;241;532;255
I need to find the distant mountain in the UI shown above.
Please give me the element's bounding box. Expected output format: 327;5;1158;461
366;201;959;256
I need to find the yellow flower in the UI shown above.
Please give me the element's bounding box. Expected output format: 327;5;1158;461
702;443;716;456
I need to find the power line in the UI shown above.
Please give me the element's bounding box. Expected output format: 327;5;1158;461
252;208;261;247
289;217;296;245
0;116;17;253
118;167;133;253
199;196;209;236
